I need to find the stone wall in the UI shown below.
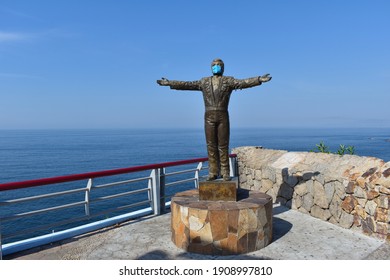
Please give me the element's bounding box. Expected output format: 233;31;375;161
232;146;390;241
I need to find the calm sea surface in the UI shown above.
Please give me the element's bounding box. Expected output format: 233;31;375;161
1;128;390;243
1;128;390;183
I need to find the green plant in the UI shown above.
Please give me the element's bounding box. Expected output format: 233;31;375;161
346;145;355;155
310;142;355;155
316;141;330;153
336;144;346;155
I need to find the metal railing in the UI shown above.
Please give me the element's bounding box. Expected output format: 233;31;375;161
0;155;237;258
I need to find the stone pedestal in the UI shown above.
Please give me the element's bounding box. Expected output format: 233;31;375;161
199;178;238;201
171;188;273;255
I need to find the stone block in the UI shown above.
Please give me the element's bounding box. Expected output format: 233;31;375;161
284;173;299;187
346;182;356;194
375;222;388;235
383;167;390;177
324;182;335;202
379;186;390;195
362;216;376;234
298;207;309;215
353;186;367;198
294;183;308;196
367;190;380;200
357;198;367;207
329;195;342;220
354;205;367;219
314;180;329;208
365;200;377;216
302;193;314;212
353;213;362;227
279;183;294;199
253;179;262;190
356;177;366;188
255;170;262;181
260;179;274;193
329;216;339;225
334;181;346;200
374;208;388;223
341;195;358;213
209;210;228;240
339;211;354;228
291;195;303;210
228;209;239;234
247;231;258;252
262;166;276;182
199;178;238;201
311;205;331;221
376;195;388;209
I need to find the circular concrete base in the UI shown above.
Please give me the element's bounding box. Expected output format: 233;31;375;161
171;189;273;255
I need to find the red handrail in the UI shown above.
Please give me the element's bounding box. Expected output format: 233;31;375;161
0;154;237;192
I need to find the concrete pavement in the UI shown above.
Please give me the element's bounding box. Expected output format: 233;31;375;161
5;204;390;260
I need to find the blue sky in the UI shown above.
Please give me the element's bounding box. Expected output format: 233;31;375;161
0;0;389;129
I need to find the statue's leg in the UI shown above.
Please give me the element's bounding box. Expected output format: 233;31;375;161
205;111;219;180
218;111;230;181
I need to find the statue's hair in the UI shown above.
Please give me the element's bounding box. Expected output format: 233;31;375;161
211;58;224;66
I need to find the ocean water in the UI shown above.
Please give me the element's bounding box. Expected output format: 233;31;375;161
1;128;390;183
1;127;390;243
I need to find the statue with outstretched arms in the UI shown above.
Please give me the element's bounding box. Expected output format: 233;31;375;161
157;58;271;181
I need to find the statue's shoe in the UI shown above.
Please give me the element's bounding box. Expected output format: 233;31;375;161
222;174;231;181
206;174;218;181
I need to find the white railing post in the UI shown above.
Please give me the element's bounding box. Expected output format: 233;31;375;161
85;178;93;216
0;221;3;260
150;169;161;215
195;162;203;188
229;156;238;177
159;168;166;214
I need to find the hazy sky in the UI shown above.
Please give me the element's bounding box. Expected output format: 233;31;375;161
1;0;389;129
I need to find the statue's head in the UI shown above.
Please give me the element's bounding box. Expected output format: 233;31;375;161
211;58;224;76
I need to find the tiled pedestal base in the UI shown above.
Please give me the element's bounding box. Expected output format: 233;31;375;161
171;189;273;255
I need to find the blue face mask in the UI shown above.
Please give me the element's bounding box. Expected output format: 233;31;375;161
212;64;222;74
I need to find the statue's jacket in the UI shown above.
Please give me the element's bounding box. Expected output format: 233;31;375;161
168;76;262;111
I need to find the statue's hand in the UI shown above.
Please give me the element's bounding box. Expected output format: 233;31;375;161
259;74;272;83
157;77;170;86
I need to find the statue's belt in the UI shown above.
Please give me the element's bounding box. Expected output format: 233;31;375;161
205;106;228;112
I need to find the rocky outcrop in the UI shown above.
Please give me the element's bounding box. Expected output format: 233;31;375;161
232;146;390;241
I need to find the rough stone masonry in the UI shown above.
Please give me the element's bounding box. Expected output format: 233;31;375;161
232;146;390;241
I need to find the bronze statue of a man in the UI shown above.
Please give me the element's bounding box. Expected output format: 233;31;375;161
157;58;271;181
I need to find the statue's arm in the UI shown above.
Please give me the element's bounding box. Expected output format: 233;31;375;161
157;78;201;91
232;74;272;90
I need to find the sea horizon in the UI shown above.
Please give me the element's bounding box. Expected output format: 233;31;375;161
1;127;389;184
